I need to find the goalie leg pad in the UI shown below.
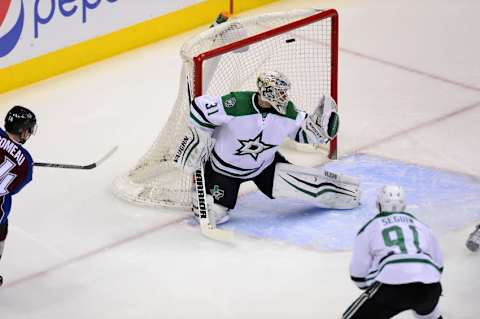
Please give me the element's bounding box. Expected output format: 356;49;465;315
272;163;360;209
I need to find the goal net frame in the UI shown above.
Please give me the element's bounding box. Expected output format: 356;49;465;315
113;8;339;209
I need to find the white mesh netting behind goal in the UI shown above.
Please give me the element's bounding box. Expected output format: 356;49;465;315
113;8;338;208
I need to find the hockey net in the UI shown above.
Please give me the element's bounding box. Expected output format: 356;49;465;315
113;8;338;208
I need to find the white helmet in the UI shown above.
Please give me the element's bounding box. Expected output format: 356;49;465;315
376;185;406;213
257;71;291;114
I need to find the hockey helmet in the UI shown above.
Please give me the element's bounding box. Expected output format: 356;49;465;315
376;185;406;213
257;71;291;115
5;105;37;137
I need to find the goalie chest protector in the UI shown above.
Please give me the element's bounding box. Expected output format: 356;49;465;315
190;91;306;179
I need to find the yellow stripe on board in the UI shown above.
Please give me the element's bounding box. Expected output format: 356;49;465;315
231;0;280;14
0;0;278;94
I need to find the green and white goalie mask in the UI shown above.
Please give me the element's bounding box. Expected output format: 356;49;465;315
257;71;291;115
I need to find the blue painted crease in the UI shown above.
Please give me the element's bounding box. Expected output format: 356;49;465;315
218;154;480;251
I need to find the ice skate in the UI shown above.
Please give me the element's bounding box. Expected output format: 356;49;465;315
466;224;480;252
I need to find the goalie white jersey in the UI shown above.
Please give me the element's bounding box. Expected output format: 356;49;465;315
350;211;444;289
190;91;311;179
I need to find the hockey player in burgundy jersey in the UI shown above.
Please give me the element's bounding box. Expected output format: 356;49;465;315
0;106;36;287
174;70;361;226
343;185;443;319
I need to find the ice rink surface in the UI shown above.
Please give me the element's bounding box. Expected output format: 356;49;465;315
0;0;479;318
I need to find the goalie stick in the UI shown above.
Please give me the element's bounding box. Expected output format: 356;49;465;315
186;76;233;241
34;146;118;170
194;167;234;242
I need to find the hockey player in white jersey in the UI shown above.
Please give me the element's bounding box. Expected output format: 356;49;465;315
175;70;360;225
343;185;443;319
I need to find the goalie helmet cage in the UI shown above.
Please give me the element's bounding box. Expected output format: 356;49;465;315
113;8;339;208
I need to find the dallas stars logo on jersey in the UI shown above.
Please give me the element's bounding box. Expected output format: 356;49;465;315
234;131;275;160
210;185;225;200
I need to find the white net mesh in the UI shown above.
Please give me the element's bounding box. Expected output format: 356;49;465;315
113;8;337;208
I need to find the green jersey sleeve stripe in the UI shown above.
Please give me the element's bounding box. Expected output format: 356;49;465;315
190;112;216;129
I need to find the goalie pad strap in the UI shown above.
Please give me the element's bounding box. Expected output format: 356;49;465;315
272;163;360;209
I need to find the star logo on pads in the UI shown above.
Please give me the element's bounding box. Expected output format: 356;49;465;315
235;131;275;160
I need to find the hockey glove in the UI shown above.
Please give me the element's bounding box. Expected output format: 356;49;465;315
301;95;339;144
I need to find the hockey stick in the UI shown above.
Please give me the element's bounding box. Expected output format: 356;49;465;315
34;146;118;170
195;167;234;242
186;75;233;241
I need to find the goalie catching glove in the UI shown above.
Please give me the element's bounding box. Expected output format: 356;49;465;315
301;94;339;144
174;125;215;174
